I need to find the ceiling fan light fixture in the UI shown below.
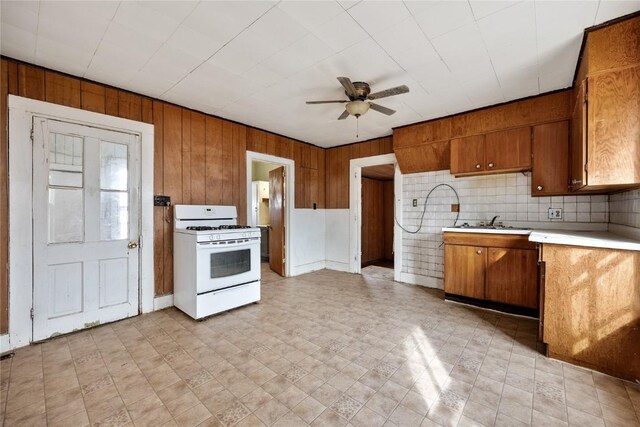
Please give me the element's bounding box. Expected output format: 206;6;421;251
345;100;370;117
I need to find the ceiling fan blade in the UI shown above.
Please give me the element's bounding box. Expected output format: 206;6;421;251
368;85;409;100
337;77;357;98
369;102;396;116
337;110;350;120
306;100;348;104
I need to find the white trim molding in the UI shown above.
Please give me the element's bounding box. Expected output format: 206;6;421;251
154;295;174;311
245;151;294;277
348;153;402;282
7;95;155;350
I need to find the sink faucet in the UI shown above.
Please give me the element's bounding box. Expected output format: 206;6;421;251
489;215;500;226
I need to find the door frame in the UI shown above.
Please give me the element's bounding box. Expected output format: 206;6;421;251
7;95;154;350
245;151;293;277
349;153;402;281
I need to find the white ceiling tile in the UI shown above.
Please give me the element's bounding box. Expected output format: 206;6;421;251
35;37;93;76
3;0;637;146
277;1;344;31
37;11;109;54
166;26;224;61
431;23;489;73
595;0;640;24
100;22;163;65
502;75;540;101
242;63;282;89
373;17;429;55
468;0;522;20
262;34;334;79
413;1;475;40
208;29;279;75
347;0;411;35
338;1;362;11
312;11;369;52
0;0;39;33
142;1;199;23
0;23;36;63
113;1;183;43
249;6;309;51
183;1;276;45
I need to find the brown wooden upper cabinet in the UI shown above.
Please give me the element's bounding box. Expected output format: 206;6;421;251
532;121;570;196
450;127;531;176
569;15;640;192
450;135;485;175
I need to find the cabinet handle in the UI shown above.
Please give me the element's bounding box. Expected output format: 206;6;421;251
475;163;481;169
476;250;482;255
488;162;495;168
571;179;582;185
537;185;543;191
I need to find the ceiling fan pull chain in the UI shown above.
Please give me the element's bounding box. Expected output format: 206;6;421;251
356;117;359;139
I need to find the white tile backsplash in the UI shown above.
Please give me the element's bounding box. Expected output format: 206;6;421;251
609;189;640;229
400;170;609;281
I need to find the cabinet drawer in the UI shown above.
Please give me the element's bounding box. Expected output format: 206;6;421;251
443;232;537;250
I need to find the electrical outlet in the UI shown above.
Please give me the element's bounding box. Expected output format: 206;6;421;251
154;195;171;206
548;208;562;220
412;199;418;207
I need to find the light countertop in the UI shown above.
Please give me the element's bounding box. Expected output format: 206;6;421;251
442;227;640;251
528;230;640;252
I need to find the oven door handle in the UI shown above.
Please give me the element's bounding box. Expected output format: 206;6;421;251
196;239;259;249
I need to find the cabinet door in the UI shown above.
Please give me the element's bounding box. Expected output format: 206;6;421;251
587;66;640;187
570;82;587;190
484;127;532;172
450;135;485;175
444;245;485;299
486;248;538;309
532;121;570;195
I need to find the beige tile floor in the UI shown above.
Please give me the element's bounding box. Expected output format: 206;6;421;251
1;265;639;427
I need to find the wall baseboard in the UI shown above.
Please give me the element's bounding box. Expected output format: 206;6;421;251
154;294;174;311
399;272;443;289
0;334;9;354
325;261;350;272
291;260;326;276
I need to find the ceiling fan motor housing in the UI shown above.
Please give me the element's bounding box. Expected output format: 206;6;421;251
348;82;371;101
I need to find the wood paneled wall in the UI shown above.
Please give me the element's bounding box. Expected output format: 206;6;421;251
361;177;394;266
361;178;385;265
0;58;325;333
325;137;393;208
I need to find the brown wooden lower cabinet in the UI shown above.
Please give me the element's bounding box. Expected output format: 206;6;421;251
541;244;640;382
444;232;539;312
443;244;485;299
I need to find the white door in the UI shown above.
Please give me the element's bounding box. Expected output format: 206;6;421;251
32;118;140;341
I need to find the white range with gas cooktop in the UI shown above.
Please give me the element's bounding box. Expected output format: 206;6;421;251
173;205;261;319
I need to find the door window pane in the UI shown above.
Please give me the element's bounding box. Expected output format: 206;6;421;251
49;133;83;187
49;188;83;243
210;249;251;278
100;142;128;191
100;192;129;241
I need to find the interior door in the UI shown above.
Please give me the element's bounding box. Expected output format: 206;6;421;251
32;118;140;341
269;167;285;276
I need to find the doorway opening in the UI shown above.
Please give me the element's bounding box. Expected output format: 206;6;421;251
248;157;288;277
360;164;395;281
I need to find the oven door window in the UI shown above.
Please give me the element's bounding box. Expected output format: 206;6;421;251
210;249;251;278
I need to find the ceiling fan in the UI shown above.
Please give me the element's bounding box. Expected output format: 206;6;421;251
306;77;409;120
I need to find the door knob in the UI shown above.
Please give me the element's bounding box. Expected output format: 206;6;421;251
537;185;543;191
128;241;138;249
475;163;481;169
488;162;495;168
